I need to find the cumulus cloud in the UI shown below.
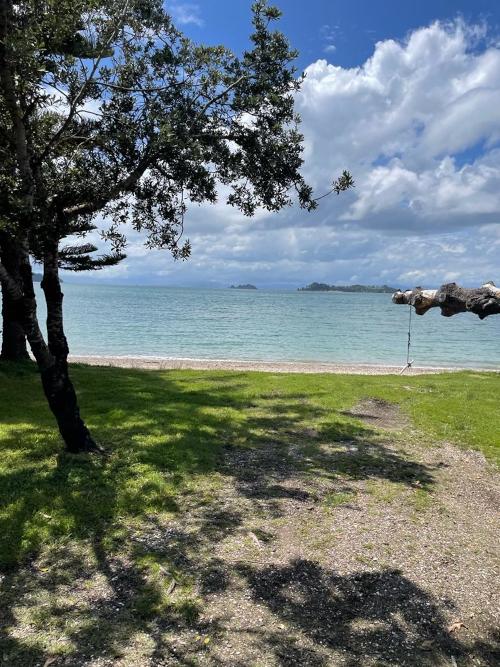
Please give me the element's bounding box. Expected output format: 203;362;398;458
73;19;500;288
296;20;500;198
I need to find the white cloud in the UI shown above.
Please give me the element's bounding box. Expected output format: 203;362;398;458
342;154;500;224
168;3;203;27
320;23;339;56
76;19;500;288
296;21;500;179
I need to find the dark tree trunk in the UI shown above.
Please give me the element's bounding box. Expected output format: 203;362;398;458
39;361;100;453
392;282;500;319
1;4;98;453
1;282;29;360
39;241;101;453
0;233;29;361
0;235;100;453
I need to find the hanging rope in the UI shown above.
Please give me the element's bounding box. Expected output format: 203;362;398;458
399;304;414;374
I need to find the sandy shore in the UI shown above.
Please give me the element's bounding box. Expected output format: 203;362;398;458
67;355;495;375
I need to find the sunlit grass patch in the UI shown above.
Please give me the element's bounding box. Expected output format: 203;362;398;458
366;479;406;503
322;490;356;509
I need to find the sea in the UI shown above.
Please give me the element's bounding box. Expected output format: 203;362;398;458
34;283;500;369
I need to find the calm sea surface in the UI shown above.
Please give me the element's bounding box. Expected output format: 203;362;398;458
35;283;500;368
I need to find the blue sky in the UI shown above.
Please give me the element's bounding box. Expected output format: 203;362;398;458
74;1;500;288
172;0;500;70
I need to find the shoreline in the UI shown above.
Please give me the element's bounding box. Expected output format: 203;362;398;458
68;355;499;375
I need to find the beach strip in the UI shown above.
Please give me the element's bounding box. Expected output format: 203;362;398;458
68;355;497;375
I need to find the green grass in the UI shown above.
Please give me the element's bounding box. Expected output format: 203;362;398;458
365;479;405;503
322;490;356;508
0;362;498;570
0;362;498;662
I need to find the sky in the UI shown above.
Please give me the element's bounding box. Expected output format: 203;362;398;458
70;0;500;288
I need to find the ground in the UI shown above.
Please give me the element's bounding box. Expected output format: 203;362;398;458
0;364;499;666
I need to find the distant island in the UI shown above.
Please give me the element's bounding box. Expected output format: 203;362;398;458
298;282;397;293
230;284;257;290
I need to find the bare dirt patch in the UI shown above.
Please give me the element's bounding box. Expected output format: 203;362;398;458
341;398;409;430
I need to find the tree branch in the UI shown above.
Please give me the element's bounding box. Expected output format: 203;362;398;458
392;282;500;319
62;147;154;218
313;171;355;202
194;74;248;122
37;1;131;164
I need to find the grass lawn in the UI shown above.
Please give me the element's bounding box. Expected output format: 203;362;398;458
0;362;498;666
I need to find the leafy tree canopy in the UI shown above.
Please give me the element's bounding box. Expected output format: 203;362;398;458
0;0;349;268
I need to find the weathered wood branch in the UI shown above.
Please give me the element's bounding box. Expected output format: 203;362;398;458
392;282;500;319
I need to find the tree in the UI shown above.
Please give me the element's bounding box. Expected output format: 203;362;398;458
0;0;353;452
0;1;126;361
392;282;500;318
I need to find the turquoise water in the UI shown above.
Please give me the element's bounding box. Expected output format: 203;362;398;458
34;283;500;368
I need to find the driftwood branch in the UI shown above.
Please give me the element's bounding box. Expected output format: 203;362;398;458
392;282;500;319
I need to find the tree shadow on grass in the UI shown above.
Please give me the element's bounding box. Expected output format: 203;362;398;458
0;364;495;665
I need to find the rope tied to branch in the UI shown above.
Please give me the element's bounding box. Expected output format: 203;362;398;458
399;304;414;375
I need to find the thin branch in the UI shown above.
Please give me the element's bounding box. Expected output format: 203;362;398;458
62;146;154;218
92;81;179;93
313;171;355;202
37;0;131;163
194;75;248;122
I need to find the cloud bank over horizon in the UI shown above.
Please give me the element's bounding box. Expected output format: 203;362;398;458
71;19;500;288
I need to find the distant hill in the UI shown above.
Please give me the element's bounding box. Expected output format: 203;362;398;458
230;284;257;290
298;282;396;293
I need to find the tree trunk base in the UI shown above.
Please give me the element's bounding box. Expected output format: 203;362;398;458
41;363;104;454
0;346;30;362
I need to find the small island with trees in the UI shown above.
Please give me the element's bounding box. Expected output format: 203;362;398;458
298;282;397;293
230;284;257;290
